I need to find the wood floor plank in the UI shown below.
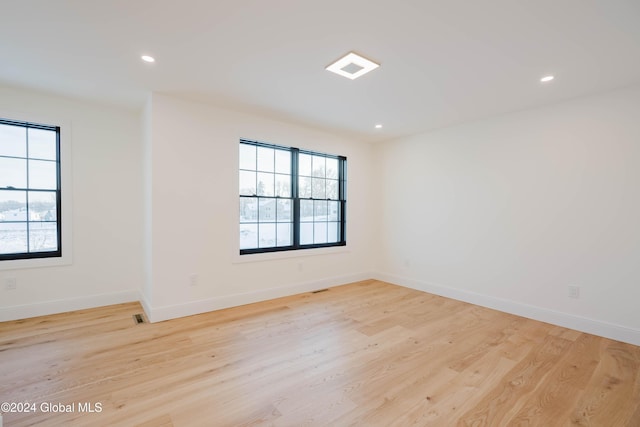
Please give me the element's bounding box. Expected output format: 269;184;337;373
456;335;574;426
1;280;639;426
569;341;640;426
389;351;518;426
507;333;603;426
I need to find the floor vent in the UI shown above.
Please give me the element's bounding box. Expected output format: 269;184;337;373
312;289;329;294
133;314;146;324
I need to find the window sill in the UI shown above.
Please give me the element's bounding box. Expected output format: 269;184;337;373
232;245;349;264
0;253;72;271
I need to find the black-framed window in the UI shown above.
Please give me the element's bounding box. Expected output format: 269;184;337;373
0;118;61;260
239;139;346;254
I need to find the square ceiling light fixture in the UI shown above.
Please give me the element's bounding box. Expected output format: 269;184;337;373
326;52;380;80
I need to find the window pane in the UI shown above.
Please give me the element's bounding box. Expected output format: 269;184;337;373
326;157;338;179
0;121;61;260
0;190;26;222
327;222;339;243
29;222;58;252
0;222;28;254
0;123;26;158
258;223;276;248
314;222;328;244
275;150;291;174
312;155;326;178
28;128;57;160
239;141;345;253
314;200;328;221
299;153;312;176
29;160;57;190
28;191;57;221
239;171;256;195
239;197;257;223
277;223;292;246
300;223;313;245
312;178;326;199
299;176;311;198
240;224;258;249
257;147;274;172
328;201;339;221
239;144;256;170
276;199;291;222
300;200;313;222
327;179;338;200
0;157;27;188
258;198;276;222
257;172;274;196
275;174;291;197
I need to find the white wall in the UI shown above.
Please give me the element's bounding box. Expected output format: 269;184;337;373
0;85;143;320
144;94;375;321
375;84;640;345
0;87;374;323
4;81;637;346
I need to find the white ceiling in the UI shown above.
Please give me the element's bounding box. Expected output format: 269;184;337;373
2;0;640;142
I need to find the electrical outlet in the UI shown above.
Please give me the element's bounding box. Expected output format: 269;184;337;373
568;285;580;299
189;274;198;287
297;262;304;272
5;278;17;291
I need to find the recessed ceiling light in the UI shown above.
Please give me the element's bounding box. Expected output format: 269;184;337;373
540;75;554;82
375;124;383;129
326;52;380;80
141;55;155;63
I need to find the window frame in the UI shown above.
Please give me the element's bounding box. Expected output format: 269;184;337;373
239;139;347;255
0;117;62;262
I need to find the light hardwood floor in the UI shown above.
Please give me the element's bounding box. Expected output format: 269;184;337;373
1;280;639;426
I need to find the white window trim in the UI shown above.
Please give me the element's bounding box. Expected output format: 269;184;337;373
0;109;73;271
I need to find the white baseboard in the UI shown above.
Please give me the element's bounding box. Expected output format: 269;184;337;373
7;273;636;348
374;272;640;346
144;272;372;323
0;290;139;322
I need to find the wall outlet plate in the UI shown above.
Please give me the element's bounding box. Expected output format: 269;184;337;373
5;278;17;290
568;285;580;299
